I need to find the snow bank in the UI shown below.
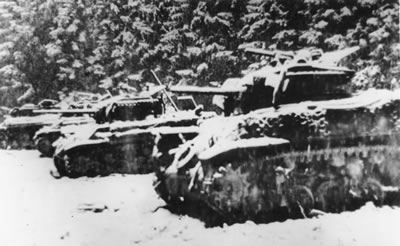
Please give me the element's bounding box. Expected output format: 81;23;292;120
1;150;400;246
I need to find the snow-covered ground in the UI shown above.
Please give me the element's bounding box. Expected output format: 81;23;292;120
1;150;400;246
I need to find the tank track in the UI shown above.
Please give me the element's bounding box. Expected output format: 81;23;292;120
158;144;400;224
35;131;63;157
54;136;155;178
36;136;55;157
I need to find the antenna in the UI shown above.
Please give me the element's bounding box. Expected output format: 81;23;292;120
150;70;179;111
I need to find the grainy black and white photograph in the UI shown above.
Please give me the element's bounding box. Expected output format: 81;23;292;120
0;0;399;245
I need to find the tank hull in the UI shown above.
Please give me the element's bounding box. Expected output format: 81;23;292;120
154;89;400;225
52;111;212;178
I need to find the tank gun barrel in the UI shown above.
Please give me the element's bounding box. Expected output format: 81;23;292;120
32;109;98;115
0;106;10;114
244;48;295;59
169;85;246;95
245;46;360;67
318;46;360;66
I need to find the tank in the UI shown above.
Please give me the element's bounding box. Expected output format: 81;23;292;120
32;94;165;157
33;116;96;157
52;108;214;178
0;100;67;149
154;63;400;226
0;91;121;150
51;70;216;178
0;105;94;150
0;113;62;149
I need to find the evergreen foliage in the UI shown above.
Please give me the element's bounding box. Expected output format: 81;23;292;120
0;0;398;106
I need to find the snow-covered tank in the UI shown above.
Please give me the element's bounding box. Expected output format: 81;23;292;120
51;71;216;178
32;94;164;157
0;113;61;149
0;101;63;149
154;63;400;225
52;109;214;178
33;116;96;157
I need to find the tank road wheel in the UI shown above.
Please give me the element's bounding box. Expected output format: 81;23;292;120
0;131;7;149
53;155;67;177
315;181;345;213
18;132;32;149
100;152;116;175
115;160;130;173
68;154;91;178
86;160;102;177
10;137;19;149
206;164;251;222
36;137;54;157
287;185;314;218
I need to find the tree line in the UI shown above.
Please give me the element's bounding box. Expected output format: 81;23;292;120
0;0;398;106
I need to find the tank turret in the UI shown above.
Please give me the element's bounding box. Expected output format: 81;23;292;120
170;64;354;116
170;46;359;116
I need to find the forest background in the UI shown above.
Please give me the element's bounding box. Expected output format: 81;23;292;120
0;0;398;107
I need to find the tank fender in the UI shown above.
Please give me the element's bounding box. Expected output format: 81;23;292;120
198;136;290;162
